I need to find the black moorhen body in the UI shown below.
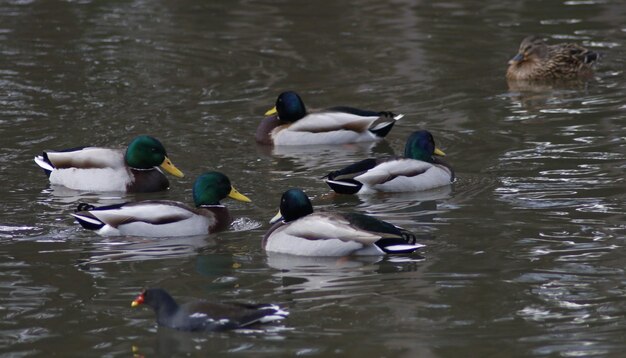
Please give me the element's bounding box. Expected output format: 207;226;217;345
131;288;288;332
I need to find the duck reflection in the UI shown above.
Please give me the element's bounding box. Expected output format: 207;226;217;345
256;140;395;174
266;253;424;296
131;324;289;358
505;78;592;113
77;235;214;267
326;185;452;227
37;186;126;207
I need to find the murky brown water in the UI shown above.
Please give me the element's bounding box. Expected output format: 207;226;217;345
1;0;625;356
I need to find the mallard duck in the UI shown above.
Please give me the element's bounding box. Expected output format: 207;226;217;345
131;288;288;332
256;91;403;146
324;130;454;194
262;189;424;256
34;135;184;193
506;36;598;81
71;171;251;237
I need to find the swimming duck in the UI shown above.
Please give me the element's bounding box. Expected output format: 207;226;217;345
506;36;598;81
34;135;184;193
71;171;251;237
324;130;454;194
256;91;403;146
131;288;288;332
262;189;424;256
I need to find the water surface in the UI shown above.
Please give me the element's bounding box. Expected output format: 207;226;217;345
1;0;625;356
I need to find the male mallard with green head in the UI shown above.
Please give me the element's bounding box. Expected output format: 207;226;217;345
34;135;184;192
324;130;454;194
506;36;598;81
262;189;424;256
72;171;251;237
256;91;403;146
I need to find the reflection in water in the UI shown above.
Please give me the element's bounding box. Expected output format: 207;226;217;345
257;141;389;176
324;187;452;237
77;236;214;267
267;253;423;298
131;323;291;357
496;139;622;212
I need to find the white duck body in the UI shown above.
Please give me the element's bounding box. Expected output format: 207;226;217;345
34;135;184;193
325;130;454;194
72;201;226;237
36;147;134;191
270;112;403;146
263;213;423;257
351;158;453;194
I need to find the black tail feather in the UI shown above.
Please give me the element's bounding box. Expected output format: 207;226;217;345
399;229;418;245
368;120;395;138
76;203;96;212
325;158;379;181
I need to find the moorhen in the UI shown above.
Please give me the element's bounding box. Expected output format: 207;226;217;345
131;288;288;332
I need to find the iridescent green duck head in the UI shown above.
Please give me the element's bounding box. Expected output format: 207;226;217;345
192;171;251;207
125;135;184;178
270;188;314;224
265;91;307;122
508;36;548;66
403;130;446;162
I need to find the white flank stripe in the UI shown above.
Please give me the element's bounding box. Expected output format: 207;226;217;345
70;213;102;225
385;244;423;252
370;122;390;131
34;156;55;172
260;305;289;317
394;114;404;120
259;315;287;323
325;179;358;187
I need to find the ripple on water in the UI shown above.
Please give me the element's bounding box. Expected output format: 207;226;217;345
495;132;624;213
230;217;262;232
0;225;38;240
514;262;626;354
0;256;57;348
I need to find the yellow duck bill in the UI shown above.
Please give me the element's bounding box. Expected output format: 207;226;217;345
264;106;277;116
160;157;184;178
228;187;252;202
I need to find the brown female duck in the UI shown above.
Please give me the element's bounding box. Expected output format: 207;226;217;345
506;36;598;81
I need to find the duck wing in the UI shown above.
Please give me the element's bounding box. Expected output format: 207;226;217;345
325;107;403;137
275;213;422;255
341;213;413;240
279;213;384;245
325;157;396;194
326;157;396;181
354;158;433;185
37;147;125;170
550;43;599;65
72;200;195;229
287;107;402;134
340;213;423;253
175;301;288;331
